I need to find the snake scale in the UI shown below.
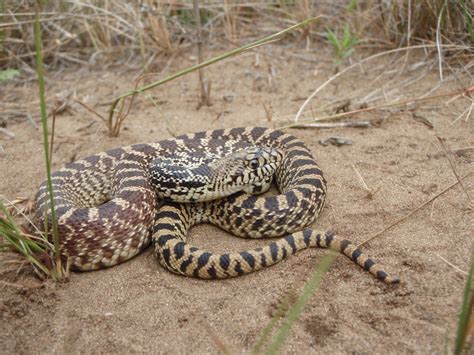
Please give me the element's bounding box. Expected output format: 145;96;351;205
35;126;399;284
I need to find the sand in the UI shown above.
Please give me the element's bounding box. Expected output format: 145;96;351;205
1;45;472;354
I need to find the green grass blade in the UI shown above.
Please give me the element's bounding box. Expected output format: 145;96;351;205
263;252;337;354
0;199;50;276
0;68;20;83
326;29;341;52
252;293;293;355
346;0;358;12
459;0;473;45
454;253;474;354
33;11;60;262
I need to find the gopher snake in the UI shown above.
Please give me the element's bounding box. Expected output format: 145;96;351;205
35;127;399;284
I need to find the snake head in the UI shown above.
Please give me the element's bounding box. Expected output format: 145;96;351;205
217;146;283;196
149;146;283;203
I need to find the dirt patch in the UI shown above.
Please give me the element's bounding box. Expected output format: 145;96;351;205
1;45;472;353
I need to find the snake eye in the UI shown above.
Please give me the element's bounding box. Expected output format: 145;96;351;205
249;159;259;169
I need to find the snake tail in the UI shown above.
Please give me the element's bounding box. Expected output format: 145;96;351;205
152;205;400;284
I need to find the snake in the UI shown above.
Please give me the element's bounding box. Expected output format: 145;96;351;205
34;126;400;284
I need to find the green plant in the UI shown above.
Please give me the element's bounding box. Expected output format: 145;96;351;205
174;8;211;26
454;254;474;354
459;0;473;45
0;199;52;278
346;0;358;12
326;24;358;66
0;69;19;83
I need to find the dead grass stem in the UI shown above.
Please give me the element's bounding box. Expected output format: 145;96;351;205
436;136;474;207
284;85;474;129
293;44;472;123
357;172;473;248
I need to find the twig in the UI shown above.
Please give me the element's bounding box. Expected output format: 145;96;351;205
73;98;107;122
352;165;371;194
211;111;224;124
357;172;473;247
292;121;370;129
263;101;274;122
435;1;447;81
451;100;473;125
26;113;38;129
283;86;474;129
0;127;15;139
193;0;211;108
437;136;473;206
436;254;468;276
294;44;471;122
0;280;44;289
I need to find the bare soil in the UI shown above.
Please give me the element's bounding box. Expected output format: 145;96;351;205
1;45;473;354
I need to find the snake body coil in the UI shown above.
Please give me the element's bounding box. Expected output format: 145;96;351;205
35;127;399;284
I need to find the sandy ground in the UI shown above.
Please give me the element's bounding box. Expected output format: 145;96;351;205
1;44;473;354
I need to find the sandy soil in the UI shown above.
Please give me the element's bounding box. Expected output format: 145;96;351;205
1;44;473;354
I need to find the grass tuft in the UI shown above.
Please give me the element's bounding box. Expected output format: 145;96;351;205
376;0;473;47
0;68;19;82
326;24;358;67
0;198;51;278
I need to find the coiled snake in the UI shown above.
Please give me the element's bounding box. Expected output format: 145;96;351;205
35;127;399;284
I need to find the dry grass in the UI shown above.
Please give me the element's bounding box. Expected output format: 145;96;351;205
375;0;473;47
1;1;472;73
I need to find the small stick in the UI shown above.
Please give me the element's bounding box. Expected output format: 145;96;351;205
26;113;38;129
0;127;15;139
451;100;473;125
263;102;274;122
464;101;473;122
453;146;474;153
436;254;468;276
357;172;473;247
352;165;371;194
212;111;224;124
287;86;474;128
0;280;43;289
437;136;473;206
435;1;447;81
294;44;471;122
74;99;107;122
293;121;370;129
193;0;211;108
